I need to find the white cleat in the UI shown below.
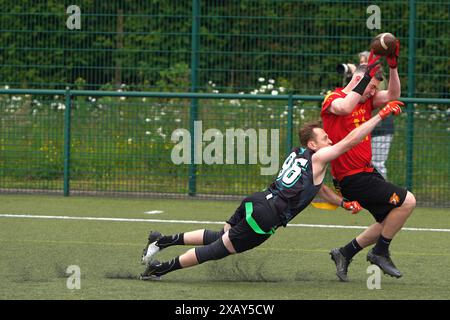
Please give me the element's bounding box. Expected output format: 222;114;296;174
141;242;161;265
140;231;163;265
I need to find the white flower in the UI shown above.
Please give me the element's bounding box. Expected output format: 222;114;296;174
267;84;274;90
258;77;265;82
174;118;181;123
145;131;151;135
156;127;166;139
271;90;278;95
145;118;151;122
279;87;285;93
120;96;126;101
268;79;275;84
4;85;9;89
230;99;240;106
142;98;147;102
127;138;133;143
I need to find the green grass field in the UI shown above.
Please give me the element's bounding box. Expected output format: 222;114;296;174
1;194;449;300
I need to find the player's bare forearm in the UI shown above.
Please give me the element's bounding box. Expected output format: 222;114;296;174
373;68;401;108
340;114;382;151
318;184;342;206
315;114;383;165
387;67;401;99
329;92;361;115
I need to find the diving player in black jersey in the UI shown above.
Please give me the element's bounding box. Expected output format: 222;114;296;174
139;101;403;280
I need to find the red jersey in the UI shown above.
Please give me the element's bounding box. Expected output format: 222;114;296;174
321;89;374;181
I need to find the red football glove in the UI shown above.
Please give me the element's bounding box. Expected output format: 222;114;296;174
378;100;404;120
386;40;400;69
341;200;362;214
366;50;382;77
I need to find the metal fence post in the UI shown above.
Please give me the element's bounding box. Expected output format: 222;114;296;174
286;94;294;154
406;0;416;191
63;87;72;196
189;0;200;196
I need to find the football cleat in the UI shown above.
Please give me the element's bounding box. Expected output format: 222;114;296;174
367;249;402;278
141;231;164;265
140;260;162;281
330;248;352;282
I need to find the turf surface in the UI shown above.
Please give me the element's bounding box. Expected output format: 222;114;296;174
0;194;449;300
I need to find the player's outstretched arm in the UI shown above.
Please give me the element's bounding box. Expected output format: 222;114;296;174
328;91;365;116
373;40;401;108
317;185;363;214
328;51;381;115
315;100;404;165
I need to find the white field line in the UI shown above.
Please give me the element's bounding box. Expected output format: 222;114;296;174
144;210;164;215
1;213;450;233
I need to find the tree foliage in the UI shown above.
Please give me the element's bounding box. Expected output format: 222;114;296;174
0;0;448;97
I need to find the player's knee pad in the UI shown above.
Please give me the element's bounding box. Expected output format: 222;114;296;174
203;229;224;245
195;237;230;264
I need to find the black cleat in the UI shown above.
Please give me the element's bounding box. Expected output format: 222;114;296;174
141;231;164;265
140;260;162;281
367;249;402;278
330;248;352;282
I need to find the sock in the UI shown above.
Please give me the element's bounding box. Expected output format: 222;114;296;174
156;233;184;249
339;238;363;260
372;235;392;256
153;257;182;277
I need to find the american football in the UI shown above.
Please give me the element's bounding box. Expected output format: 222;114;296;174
370;32;397;56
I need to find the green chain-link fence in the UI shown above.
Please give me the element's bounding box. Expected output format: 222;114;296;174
0;1;449;206
0;90;449;207
0;1;449;96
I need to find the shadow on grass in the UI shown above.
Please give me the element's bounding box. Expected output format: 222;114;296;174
104;269;139;280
